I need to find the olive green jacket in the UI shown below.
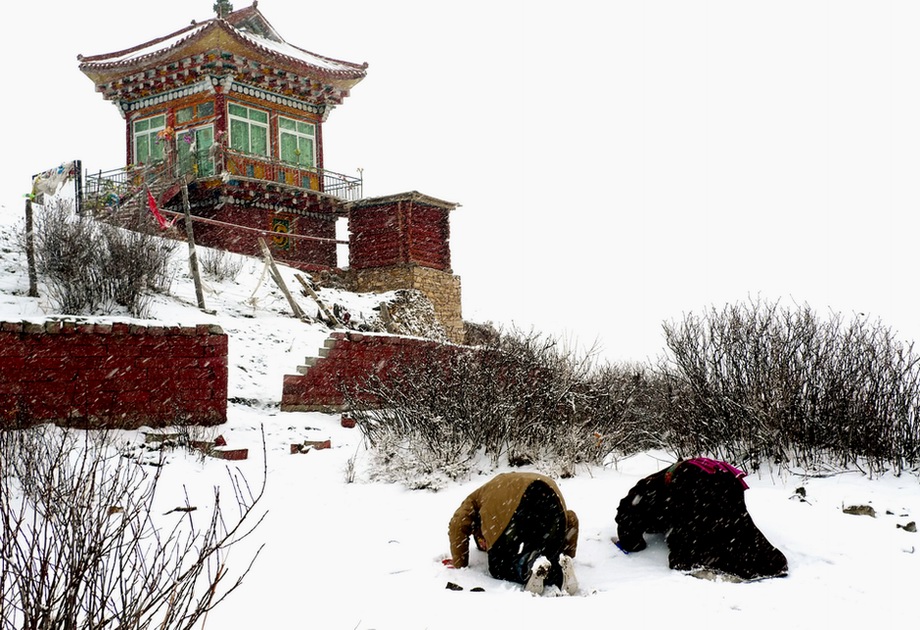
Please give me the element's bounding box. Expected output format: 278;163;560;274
448;472;579;567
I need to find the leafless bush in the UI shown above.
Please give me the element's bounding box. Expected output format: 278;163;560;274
199;248;245;282
349;349;487;486
348;301;920;479
30;201;176;317
661;298;920;473
98;220;175;316
585;363;673;458
348;328;633;480
0;426;266;630
30;199;104;314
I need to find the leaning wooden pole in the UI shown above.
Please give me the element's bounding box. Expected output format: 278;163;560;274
181;183;207;311
257;237;308;320
24;197;38;297
294;273;342;328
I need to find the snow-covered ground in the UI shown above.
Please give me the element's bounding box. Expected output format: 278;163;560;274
1;200;918;629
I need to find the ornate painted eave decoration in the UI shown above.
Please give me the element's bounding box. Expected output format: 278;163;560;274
181;177;343;218
77;3;366;108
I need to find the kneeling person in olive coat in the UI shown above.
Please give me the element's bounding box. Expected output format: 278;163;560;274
615;458;788;581
449;472;579;594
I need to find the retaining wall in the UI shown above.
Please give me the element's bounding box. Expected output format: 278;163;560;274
281;331;466;412
352;265;464;343
0;320;227;429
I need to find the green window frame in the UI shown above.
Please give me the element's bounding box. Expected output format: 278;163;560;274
133;115;166;165
176;106;195;124
278;116;315;168
176;102;216;124
176;125;215;178
228;102;268;157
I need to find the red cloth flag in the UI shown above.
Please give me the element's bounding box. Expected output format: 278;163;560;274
145;188;173;229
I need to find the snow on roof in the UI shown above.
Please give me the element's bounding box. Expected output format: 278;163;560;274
78;4;366;80
78;22;208;66
233;27;364;74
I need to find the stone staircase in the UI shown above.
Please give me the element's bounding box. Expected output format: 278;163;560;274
281;331;465;413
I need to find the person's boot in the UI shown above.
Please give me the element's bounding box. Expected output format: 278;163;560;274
524;556;551;595
559;554;579;595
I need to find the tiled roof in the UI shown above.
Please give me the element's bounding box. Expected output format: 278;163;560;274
78;2;367;82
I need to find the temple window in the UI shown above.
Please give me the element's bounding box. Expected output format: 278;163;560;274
177;126;215;177
177;102;215;124
278;117;315;168
176;106;194;124
133;115;166;165
228;102;269;157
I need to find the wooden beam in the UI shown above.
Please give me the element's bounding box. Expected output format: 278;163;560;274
257;237;308;320
294;273;342;328
181;183;208;312
24;198;38;298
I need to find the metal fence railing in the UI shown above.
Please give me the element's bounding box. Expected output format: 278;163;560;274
83;153;363;214
82;163;171;215
220;150;363;202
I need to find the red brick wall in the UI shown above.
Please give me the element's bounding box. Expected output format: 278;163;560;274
0;321;227;429
280;331;464;412
192;205;336;269
349;194;453;272
175;179;341;272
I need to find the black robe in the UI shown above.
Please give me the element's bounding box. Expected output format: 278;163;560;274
615;459;788;580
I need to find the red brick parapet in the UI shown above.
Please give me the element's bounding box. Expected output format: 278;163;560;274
0;320;227;429
280;331;466;413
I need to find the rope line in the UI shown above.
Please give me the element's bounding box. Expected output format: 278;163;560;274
158;206;348;245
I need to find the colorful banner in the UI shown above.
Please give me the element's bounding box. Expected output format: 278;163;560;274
31;161;77;199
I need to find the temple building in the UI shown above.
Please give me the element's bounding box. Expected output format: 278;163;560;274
77;2;463;342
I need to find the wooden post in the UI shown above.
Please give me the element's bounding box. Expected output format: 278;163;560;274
294;273;342;328
257;237;308;320
24;197;38;297
73;159;83;216
181;183;207;312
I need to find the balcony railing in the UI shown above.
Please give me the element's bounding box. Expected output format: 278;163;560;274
82;163;166;215
221;150;363;201
82;151;363;214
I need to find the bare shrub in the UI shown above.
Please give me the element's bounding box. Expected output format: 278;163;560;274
30;201;176;318
31;199;106;314
661;298;920;473
348;328;625;481
0;426;266;630
348;301;920;480
98;221;176;317
350;348;485;486
585;363;672;458
199;247;244;282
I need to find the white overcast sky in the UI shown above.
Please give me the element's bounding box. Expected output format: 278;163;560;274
4;1;920;363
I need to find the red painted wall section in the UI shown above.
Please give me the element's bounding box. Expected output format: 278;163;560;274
172;179;342;272
280;331;466;412
0;321;228;429
190;203;337;269
407;204;451;270
348;194;454;272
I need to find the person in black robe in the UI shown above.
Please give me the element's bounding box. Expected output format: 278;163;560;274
614;458;788;581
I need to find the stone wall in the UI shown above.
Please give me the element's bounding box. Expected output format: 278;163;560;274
0;320;227;429
352;265;464;343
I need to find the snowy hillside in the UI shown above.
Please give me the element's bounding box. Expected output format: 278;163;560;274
0;202;918;629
